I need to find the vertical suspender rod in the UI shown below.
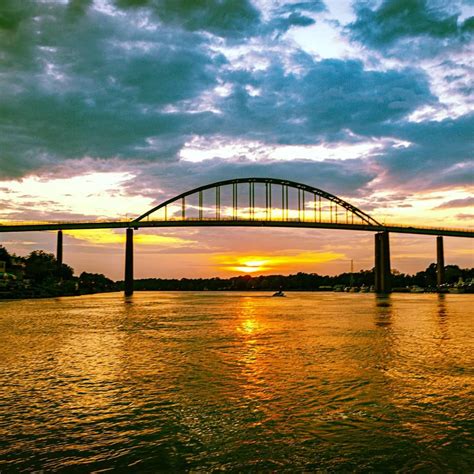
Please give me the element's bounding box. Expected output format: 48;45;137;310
199;191;203;220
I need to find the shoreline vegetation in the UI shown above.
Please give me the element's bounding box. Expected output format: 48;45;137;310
1;245;473;300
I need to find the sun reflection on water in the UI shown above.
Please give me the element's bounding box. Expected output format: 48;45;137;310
0;293;473;471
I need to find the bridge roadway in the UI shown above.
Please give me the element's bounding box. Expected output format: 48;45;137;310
0;219;473;238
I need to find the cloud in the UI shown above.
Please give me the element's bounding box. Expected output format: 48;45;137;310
0;1;221;177
349;0;473;50
372;113;474;190
114;0;261;38
265;1;327;34
215;57;435;141
434;196;474;209
0;0;437;198
64;228;195;246
0;0;471;227
122;156;379;203
455;213;474;221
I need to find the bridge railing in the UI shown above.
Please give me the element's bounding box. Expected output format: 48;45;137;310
0;218;472;235
379;222;474;233
0;218;128;226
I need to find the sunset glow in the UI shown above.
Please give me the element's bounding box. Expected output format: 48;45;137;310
1;1;473;471
233;260;270;273
216;252;346;275
64;229;194;247
0;0;472;280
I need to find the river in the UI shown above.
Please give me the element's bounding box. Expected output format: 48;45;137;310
0;292;473;471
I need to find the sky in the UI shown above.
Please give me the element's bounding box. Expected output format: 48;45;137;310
0;0;473;279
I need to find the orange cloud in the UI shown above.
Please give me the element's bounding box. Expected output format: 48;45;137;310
64;229;195;247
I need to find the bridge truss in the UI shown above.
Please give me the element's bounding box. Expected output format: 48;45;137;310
133;178;381;227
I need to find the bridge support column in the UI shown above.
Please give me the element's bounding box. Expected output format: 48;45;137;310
124;228;134;296
374;231;391;293
437;236;445;289
56;230;63;277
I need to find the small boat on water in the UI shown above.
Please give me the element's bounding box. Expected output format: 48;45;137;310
272;290;286;297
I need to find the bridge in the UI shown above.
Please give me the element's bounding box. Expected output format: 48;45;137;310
1;177;473;295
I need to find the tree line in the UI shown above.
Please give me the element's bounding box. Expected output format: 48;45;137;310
0;246;116;298
1;244;473;298
126;264;473;292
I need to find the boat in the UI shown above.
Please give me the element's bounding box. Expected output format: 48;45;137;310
272;290;286;297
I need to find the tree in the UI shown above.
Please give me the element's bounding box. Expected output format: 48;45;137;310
25;251;57;283
59;263;74;280
445;265;462;284
0;245;12;269
79;272;115;293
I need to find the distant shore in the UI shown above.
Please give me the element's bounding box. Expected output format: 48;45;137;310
2;287;473;301
2;244;473;300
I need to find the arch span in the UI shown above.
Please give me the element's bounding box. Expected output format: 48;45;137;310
133;177;381;226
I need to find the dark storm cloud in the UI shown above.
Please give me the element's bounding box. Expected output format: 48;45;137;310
0;0;471;205
374;113;474;190
0;1;222;177
349;0;473;50
122;158;378;205
0;0;435;181
429;161;474;189
267;1;326;34
114;0;261;38
216;57;435;141
270;12;316;34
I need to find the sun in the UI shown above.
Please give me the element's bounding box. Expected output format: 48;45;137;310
232;259;269;273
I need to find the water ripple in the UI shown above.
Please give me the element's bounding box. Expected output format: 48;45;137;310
0;292;473;471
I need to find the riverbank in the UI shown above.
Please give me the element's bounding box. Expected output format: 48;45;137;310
3;287;473;301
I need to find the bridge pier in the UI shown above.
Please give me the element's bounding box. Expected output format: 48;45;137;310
437;236;445;288
375;231;391;293
56;230;63;277
124;228;134;296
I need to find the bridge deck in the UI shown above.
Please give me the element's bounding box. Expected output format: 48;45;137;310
0;219;472;238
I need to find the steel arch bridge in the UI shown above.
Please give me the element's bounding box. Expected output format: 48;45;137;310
1;176;473;296
133;177;382;227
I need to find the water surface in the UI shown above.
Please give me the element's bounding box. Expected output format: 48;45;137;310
0;292;473;471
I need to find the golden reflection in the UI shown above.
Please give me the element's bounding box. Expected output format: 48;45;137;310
54;328;123;414
437;293;447;318
374;295;392;328
383;295;474;441
238;316;261;335
235;298;271;405
436;294;449;341
370;294;395;379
